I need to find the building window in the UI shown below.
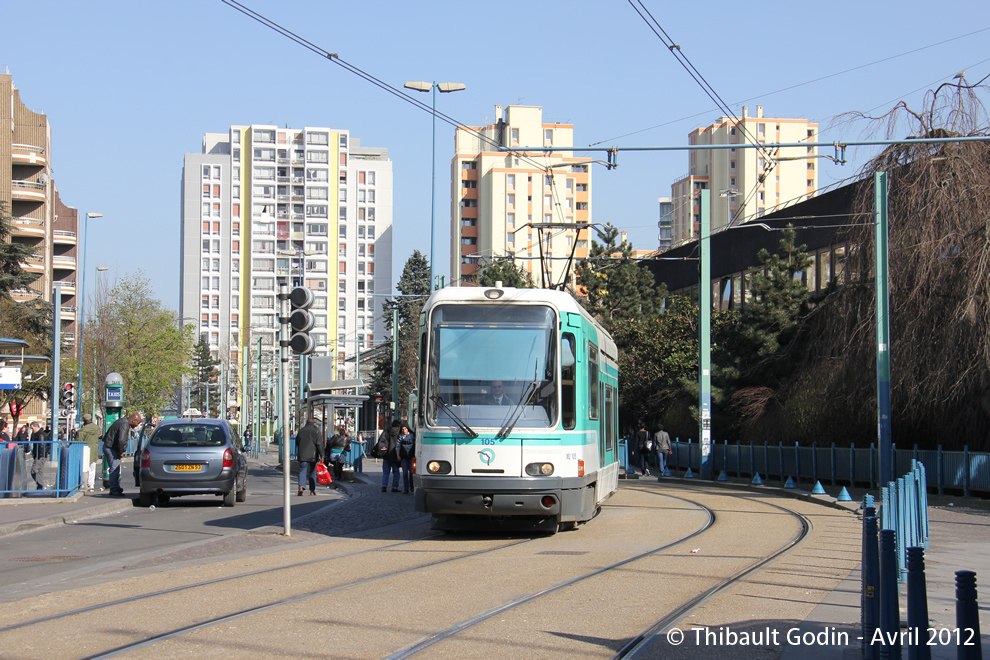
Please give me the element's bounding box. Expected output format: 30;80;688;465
461;161;477;170
306;150;329;163
511;128;519;145
508;194;515;207
306;132;329;145
545;129;553;144
507;174;515;187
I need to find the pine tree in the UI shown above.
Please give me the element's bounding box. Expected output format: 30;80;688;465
0;202;38;296
478;259;534;288
191;335;220;416
371;251;431;418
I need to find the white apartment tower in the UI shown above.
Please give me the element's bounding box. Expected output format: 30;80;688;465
180;125;393;398
669;105;818;246
451;105;592;288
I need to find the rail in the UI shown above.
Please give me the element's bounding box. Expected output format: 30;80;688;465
657;438;990;494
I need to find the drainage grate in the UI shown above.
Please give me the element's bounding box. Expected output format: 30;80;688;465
10;555;85;563
536;551;589;556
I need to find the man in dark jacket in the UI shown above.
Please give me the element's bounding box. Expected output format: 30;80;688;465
103;413;143;496
380;420;402;493
296;417;324;496
634;421;651;477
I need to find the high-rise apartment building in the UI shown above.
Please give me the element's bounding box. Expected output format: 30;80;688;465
1;72;79;421
657;196;673;252
451;105;591;288
180;125;392;399
668;105;818;246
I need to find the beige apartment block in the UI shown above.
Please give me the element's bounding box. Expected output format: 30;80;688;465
669;105;818;246
451;105;591;289
1;71;79;423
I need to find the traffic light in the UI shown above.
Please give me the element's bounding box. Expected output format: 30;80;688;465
289;286;316;355
61;382;76;409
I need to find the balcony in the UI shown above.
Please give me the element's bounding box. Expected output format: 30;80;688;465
57;279;77;295
9;288;42;302
20;253;45;273
10;216;45;237
11;143;47;167
60;306;76;320
52;255;77;270
11;180;46;202
53;230;77;245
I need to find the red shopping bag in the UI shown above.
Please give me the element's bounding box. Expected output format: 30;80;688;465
315;462;333;485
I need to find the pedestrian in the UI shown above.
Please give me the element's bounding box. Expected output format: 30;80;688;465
296;417;323;496
0;419;10;448
653;423;671;477
28;421;47;489
103;413;142;496
77;414;101;491
352;432;366;474
326;426;350;482
634;421;652;477
243;427;253;452
398;423;415;494
379;420;402;493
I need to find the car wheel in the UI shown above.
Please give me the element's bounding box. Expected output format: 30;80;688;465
158;495;170;505
236;478;247;502
138;492;154;507
223;488;236;507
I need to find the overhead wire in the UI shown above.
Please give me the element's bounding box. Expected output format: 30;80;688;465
591;26;990;146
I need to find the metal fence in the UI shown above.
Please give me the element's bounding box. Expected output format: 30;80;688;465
628;437;990;495
0;441;85;498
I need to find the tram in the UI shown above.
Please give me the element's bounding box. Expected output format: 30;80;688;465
412;285;619;533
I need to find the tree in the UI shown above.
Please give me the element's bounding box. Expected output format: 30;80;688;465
191;335;220;416
0;201;38;295
575;223;665;326
801;76;990;448
478;259;534;288
86;272;195;418
371;251;431;418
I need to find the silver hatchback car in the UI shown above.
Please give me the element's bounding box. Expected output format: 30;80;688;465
137;419;248;507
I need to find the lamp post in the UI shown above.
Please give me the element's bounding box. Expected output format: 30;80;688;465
719;189;739;228
403;80;466;290
77;212;102;428
89;266;109;420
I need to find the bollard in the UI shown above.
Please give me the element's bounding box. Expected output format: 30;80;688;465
955;570;982;660
751;473;763;485
905;547;931;660
863;508;880;660
879;529;902;660
812;480;826;494
838;487;853;501
784;476;796;489
717;470;728;481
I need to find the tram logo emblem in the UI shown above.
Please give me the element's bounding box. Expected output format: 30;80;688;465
478;449;495;465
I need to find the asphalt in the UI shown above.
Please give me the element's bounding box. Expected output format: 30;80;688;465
3;455;989;658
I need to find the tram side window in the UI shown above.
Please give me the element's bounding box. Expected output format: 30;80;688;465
588;342;599;420
604;384;615;452
561;333;576;429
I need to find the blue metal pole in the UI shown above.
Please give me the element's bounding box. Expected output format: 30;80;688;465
429;83;437;290
879;529;902;660
955;571;982;660
779;441;784;483
863;507;880;660
905;547;931;660
851;442;857;489
875;173;893;487
831;442;837;486
795;441;801;485
964;445;971;498
937;445;943;496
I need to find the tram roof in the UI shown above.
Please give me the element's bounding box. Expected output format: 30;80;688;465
425;287;617;361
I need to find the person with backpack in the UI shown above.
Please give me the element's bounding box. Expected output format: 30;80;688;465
653;423;672;477
379;420;402;493
326;426;350;482
634;421;652;477
398;423;415;494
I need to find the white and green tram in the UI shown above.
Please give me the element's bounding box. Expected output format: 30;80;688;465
413;285;619;533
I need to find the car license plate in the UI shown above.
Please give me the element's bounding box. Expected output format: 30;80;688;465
172;464;203;472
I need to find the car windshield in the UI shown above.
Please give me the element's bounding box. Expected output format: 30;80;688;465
425;303;557;429
150;424;226;447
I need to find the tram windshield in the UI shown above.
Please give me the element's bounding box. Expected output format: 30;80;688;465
426;304;557;430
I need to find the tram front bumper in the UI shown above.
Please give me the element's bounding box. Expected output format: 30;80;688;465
415;474;593;517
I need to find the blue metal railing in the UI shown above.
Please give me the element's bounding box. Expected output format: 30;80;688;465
666;438;990;494
0;442;84;498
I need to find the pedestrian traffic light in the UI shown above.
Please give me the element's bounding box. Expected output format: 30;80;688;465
289;286;316;355
61;382;76;409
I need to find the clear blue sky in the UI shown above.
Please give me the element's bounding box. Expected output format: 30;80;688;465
3;0;987;308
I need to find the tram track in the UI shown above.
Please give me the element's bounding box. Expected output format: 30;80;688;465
1;482;856;659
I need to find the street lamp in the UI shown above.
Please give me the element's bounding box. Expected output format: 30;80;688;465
90;266;109;419
403;80;466;291
719;189;739;227
77;212;102;428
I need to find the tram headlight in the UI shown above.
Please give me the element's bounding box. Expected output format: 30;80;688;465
525;462;554;476
427;460;451;474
